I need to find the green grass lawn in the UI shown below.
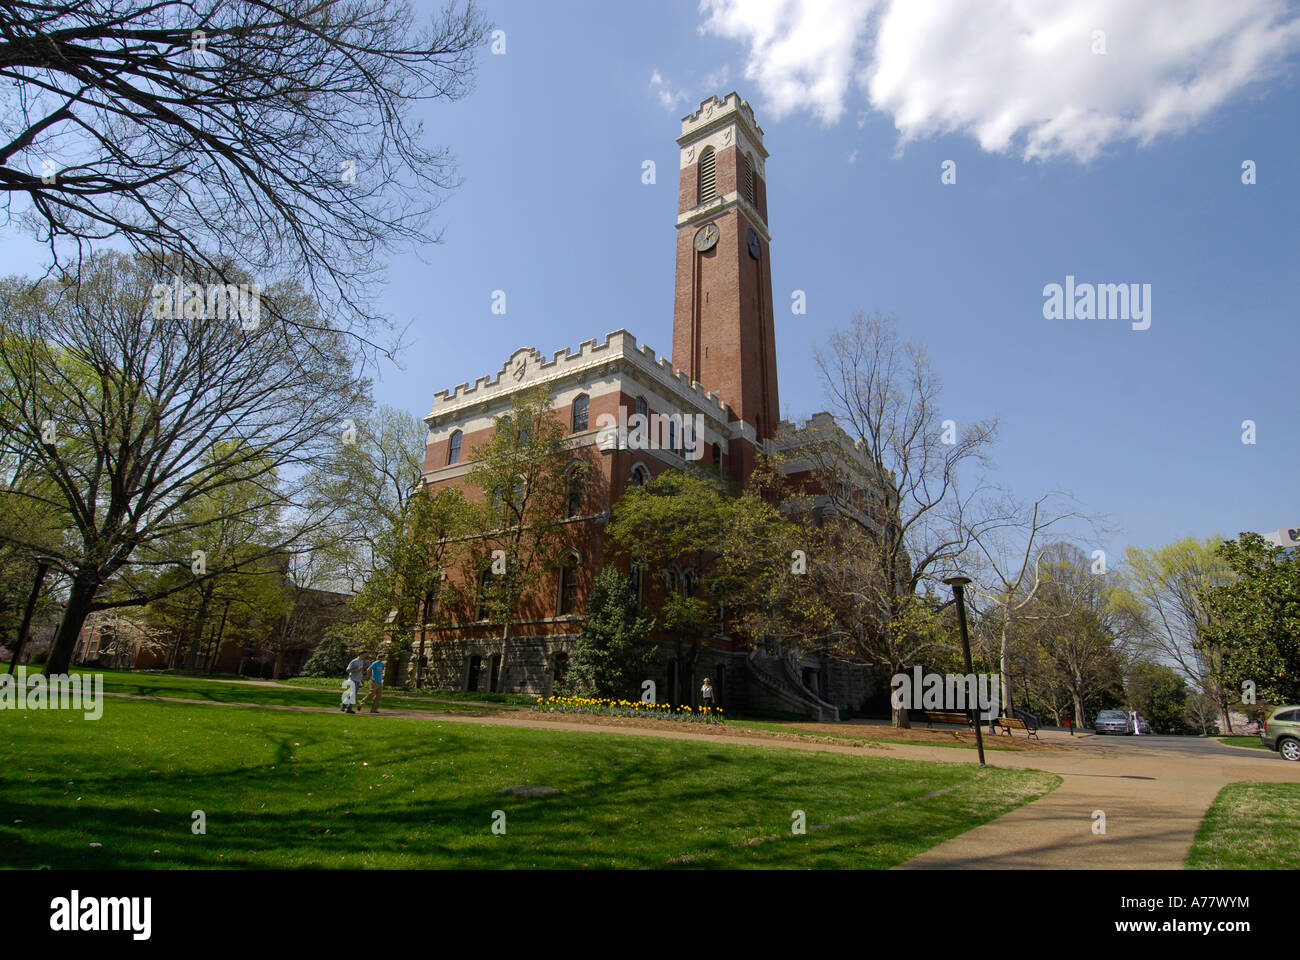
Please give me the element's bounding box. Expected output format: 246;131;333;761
1215;736;1267;750
1;698;1059;869
1187;782;1300;869
48;669;504;714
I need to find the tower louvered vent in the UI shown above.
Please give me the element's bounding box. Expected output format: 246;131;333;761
698;147;716;203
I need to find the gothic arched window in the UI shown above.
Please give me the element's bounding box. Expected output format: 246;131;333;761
447;430;462;465
698;147;716;203
571;393;589;433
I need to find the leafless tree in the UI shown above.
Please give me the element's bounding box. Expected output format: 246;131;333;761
805;312;1008;725
964;491;1107;712
0;0;488;358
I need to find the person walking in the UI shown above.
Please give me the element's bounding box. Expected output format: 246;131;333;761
700;677;715;712
346;652;365;701
359;654;386;714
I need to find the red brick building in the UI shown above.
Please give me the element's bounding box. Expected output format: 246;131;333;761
416;94;893;718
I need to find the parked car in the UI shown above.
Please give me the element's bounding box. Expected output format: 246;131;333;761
1261;705;1300;761
1137;717;1153;735
1095;709;1134;735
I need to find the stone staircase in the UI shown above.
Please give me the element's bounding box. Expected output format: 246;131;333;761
743;650;840;722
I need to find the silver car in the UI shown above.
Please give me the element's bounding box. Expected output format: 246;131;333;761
1095;709;1134;735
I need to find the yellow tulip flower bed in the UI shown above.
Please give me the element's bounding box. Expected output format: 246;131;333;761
533;695;723;724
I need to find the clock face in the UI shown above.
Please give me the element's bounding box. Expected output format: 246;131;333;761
747;228;762;260
694;222;720;252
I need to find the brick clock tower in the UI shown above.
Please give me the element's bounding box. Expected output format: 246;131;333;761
672;93;779;461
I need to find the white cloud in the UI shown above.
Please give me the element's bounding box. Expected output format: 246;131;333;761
703;64;732;92
847;148;859;164
700;0;1300;161
650;69;688;112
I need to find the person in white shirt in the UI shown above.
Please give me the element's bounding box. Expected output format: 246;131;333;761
340;678;357;714
700;677;715;711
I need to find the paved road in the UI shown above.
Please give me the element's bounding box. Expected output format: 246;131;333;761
1075;732;1271;760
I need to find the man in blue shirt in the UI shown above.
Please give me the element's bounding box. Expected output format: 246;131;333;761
358;655;385;713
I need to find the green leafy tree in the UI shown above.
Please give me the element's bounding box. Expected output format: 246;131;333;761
1126;661;1189;734
608;466;804;706
563;567;656;699
1116;536;1235;732
1022;544;1129;727
1201;532;1300;706
0;252;364;675
310;406;469;683
301;631;354;678
464;385;571;690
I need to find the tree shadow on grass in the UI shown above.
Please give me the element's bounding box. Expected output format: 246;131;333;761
2;711;1016;869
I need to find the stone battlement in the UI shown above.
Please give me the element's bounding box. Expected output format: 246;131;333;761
680;92;764;143
427;329;735;427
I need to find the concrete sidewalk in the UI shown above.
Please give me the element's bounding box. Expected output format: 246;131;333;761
892;738;1299;869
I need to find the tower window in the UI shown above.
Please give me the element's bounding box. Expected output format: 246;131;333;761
558;554;580;616
477;567;494;621
744;154;755;205
564;465;585;518
630;464;650;488
571;393;589;432
698;146;716;203
447;430;462;465
635;395;648;420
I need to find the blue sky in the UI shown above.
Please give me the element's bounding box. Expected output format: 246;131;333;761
4;0;1298;564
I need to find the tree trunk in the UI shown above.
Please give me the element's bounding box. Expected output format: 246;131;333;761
998;620;1011;718
185;588;212;671
44;572;101;676
892;659;911;727
207;600;230;673
1073;690;1085;729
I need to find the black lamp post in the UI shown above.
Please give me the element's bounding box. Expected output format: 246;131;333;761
943;574;985;767
9;555;60;676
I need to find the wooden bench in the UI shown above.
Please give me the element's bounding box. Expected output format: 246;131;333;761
924;711;975;729
995;716;1039;739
